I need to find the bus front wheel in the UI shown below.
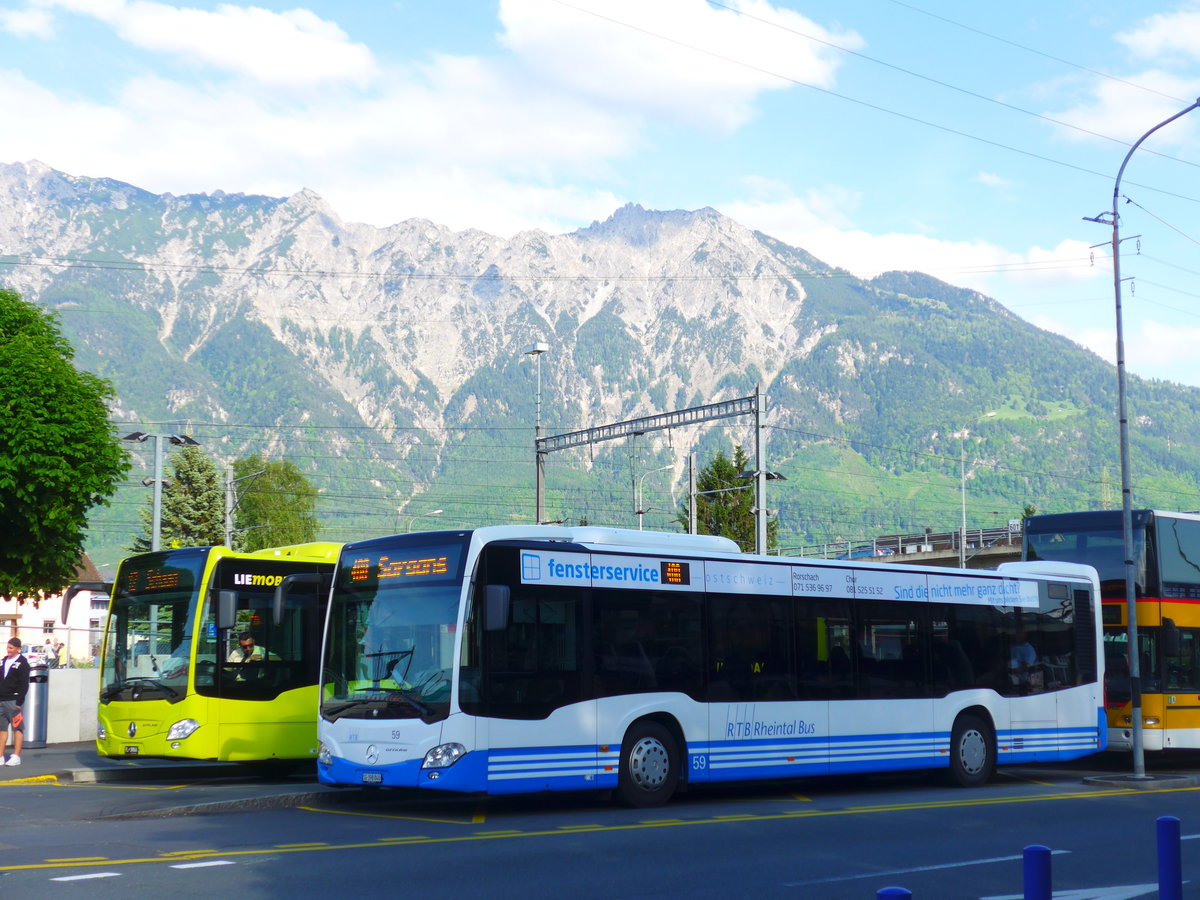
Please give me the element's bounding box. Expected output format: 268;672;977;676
949;713;995;787
617;721;679;808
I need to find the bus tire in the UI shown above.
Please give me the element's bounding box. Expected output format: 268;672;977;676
949;713;995;787
617;720;679;808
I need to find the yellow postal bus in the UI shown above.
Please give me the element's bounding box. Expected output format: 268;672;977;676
1025;509;1200;751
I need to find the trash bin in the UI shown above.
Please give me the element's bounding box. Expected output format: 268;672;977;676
22;662;48;749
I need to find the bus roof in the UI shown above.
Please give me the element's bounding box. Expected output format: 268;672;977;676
469;525;742;556
343;526;741;555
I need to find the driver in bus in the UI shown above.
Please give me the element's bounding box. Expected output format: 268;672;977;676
228;633;266;663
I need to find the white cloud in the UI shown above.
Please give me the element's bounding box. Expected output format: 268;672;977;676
0;6;53;37
976;172;1014;190
1118;8;1200;65
497;0;862;130
723;191;1098;292
37;0;378;88
1045;69;1200;146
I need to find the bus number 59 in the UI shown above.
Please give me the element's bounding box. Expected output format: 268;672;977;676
691;754;707;771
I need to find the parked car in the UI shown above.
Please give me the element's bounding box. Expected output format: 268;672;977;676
836;544;896;559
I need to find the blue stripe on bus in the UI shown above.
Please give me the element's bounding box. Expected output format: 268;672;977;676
322;715;1106;794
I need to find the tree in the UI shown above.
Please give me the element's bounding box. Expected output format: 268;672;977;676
232;455;319;551
675;445;779;552
129;444;224;552
0;289;129;600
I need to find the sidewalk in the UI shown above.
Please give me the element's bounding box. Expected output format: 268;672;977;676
0;741;249;784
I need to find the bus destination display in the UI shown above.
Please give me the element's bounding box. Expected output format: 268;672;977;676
118;555;205;597
344;543;464;588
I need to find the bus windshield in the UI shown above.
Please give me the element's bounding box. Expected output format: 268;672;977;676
101;548;210;703
322;534;470;724
1024;511;1150;599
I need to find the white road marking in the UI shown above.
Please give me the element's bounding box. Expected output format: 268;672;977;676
50;872;121;882
980;883;1161;900
170;860;236;869
783;850;1069;886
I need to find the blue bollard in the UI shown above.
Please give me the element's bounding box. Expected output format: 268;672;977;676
1158;816;1182;900
1023;844;1052;900
876;889;912;899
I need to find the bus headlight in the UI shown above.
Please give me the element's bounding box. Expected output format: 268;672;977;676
167;719;200;741
1144;717;1161;726
423;742;466;769
317;742;331;766
97;721;106;740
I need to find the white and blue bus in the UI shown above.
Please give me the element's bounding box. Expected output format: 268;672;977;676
316;527;1104;806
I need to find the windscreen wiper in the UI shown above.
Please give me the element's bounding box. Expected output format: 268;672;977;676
100;676;179;700
322;693;432;720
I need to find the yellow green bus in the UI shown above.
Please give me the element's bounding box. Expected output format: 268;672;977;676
96;542;338;762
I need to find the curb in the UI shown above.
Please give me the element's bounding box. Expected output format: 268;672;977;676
1082;773;1200;790
65;763;251;784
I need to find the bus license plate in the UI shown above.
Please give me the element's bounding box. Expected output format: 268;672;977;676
123;746;140;755
361;772;382;784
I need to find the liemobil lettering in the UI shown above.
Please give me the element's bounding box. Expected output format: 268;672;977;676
232;573;284;587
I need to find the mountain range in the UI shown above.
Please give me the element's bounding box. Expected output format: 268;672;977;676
2;160;1198;569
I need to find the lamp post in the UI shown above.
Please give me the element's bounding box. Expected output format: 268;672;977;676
1084;97;1200;780
122;431;200;551
523;342;549;524
955;412;996;569
406;509;443;533
634;464;673;531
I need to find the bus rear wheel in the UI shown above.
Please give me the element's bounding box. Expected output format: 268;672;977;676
949;713;995;787
617;721;679;808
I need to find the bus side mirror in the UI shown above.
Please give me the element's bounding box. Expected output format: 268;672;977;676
217;590;239;631
272;573;325;626
484;585;510;632
1163;618;1181;657
62;581;110;624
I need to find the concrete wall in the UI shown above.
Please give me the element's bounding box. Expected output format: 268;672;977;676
34;668;99;744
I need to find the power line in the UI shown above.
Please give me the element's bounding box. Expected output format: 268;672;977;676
546;0;1200;205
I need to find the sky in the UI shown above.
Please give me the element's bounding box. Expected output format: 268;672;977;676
2;0;1200;386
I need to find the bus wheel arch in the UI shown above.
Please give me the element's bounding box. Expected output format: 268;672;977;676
949;707;996;787
617;715;684;808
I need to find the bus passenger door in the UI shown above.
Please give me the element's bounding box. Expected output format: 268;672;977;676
707;595;830;781
480;589;596;794
1162;621;1200;748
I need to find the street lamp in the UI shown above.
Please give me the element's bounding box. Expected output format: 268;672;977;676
634;464;672;531
406;509;443;533
122;431;200;552
523;341;549;524
953;412;996;569
1083;97;1200;780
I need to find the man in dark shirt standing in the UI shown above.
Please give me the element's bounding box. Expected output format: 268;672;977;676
0;637;29;766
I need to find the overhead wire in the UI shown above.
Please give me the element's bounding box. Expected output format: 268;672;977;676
546;0;1200;204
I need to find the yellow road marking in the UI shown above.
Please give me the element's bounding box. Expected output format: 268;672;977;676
296;805;485;825
5;782;1199;874
0;775;58;786
44;857;108;863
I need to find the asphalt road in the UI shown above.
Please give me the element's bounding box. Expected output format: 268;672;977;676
1;747;1198;898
